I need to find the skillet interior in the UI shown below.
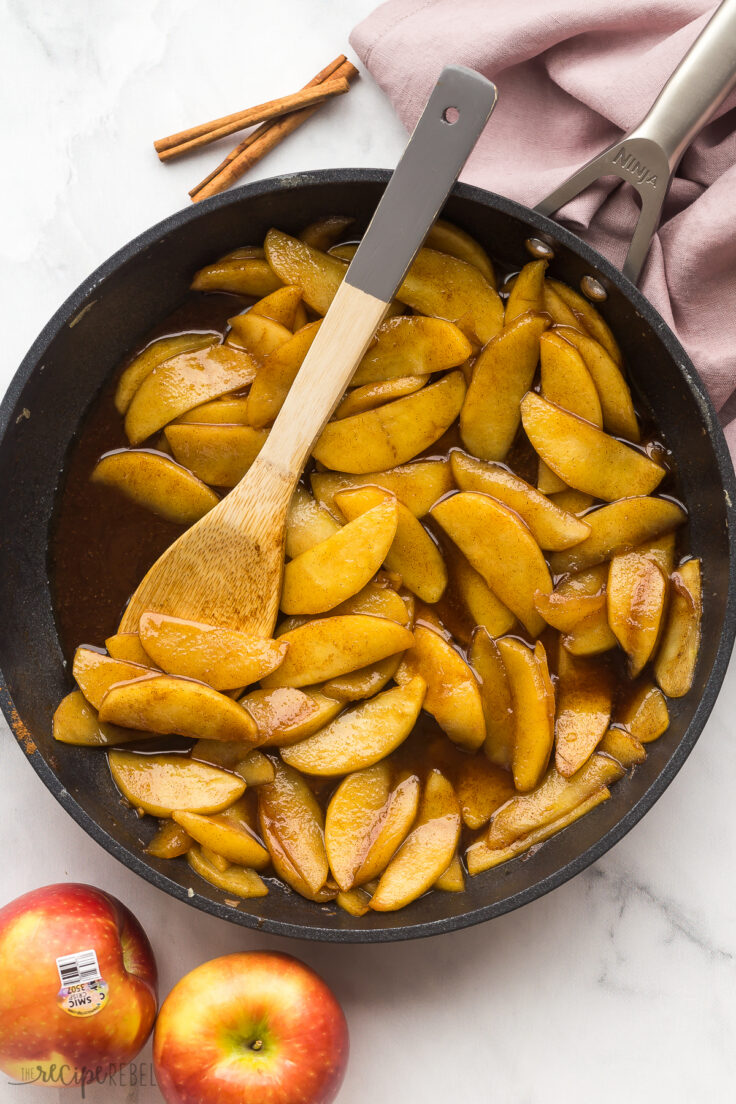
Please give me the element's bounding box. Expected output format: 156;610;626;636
0;169;734;942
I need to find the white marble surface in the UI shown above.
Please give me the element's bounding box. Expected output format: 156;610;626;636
1;2;735;1101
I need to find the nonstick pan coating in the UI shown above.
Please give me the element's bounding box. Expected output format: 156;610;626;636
1;169;734;942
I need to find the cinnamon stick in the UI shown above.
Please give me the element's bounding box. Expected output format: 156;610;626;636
155;77;350;161
190;57;358;203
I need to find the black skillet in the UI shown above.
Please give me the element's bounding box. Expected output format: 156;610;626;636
1;7;736;942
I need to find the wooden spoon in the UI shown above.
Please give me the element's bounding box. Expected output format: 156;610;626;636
119;67;497;635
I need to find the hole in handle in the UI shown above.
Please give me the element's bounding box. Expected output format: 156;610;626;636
442;106;460;124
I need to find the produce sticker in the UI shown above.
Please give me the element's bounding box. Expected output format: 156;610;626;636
56;948;109;1017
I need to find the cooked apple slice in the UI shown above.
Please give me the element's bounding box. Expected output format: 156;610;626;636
186;846;268;898
173;802;269;869
124;344;258;444
325;763;393;889
353;774;420;886
225;312;292;357
598;727;646;767
233;750;275;786
311;459;452;518
247;321;322;428
264;229;348;314
174;396;251;425
506;260;548;322
431;492;552;636
636;532;676;575
549;488;595;516
53;690;150;746
542;279;583;328
240;687;343;747
534;590;606;633
498;638;555;792
424;219;495;284
257;760;329;896
300;215;354;252
313;371;466;474
248;284;304;329
554;326;638;440
398;248;504;345
554;649;613;777
330;581;412;625
280;677;426;775
460;312;549;461
263;615;413;689
115;333;219;415
434;851;465;892
104;633;155;667
563;611;618;657
321;653;402;702
91;451;219;524
352;315;472;385
335;377;427;420
654;559;702;697
99;674;258;743
616;680;670;742
450;452;590;551
138;612;287;690
335;486;447;603
164;424;268;487
607;552;667;676
285;485;341;558
546;278;622;365
540;330;602;426
396;625;485;750
371;769;461;911
549;497;687;575
468;628;516;770
281;499;399;614
446;543;516;637
72;647;152;710
146;819;192;858
191;737;263;770
454;755;515;830
191;246;281;295
521;393;664;501
109;750;245;817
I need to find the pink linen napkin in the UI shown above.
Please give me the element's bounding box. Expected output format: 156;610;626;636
350;0;736;454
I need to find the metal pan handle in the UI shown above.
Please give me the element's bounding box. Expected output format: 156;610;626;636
535;0;736;284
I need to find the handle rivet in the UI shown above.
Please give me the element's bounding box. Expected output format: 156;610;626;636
442;106;460;124
580;274;608;302
525;237;555;260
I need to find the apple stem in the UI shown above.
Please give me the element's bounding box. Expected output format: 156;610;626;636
251;1039;264;1052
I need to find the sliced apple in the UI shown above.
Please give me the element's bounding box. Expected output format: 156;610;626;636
280;677;426;775
607;552;667;676
225;312;292;357
460;312;549;461
234;750;276;786
115;333;219;415
313;371;466;474
616;680;670;742
248;284;304;329
164;424;268;487
371;769;461;911
542;280;582;329
598;727;646;768
549;497;687;575
334;486;446;603
91;450;219;524
99;674;258;743
285;485;341;558
521;393;664;501
450;451;590;551
174;396;251;425
330;581;412;625
191;737;264;770
263;615;413;689
124;344;258;444
138;612;287;690
191;246;281;296
654;559;702;698
257;760;329;895
431;491;552;636
325;763;393;890
563;610;618;657
173;802;270;869
540;330;602;427
554;326;638;440
352;315;472;385
246;321;322;428
311;459;452;519
335;377;427;420
240;687;343;747
636;532;676;575
321;653;402;702
104;633;155;667
264;229;348;314
396;625;485;750
72;647;153;710
497;637;555;792
281;498;399;614
546;278;622;365
446;543;516;637
186;846;268;898
554;649;613;777
534;589;606;633
504;260;547;322
53;690;150;746
468;627;516;770
424;219;495;285
300;215;354;252
454;755;515;830
434;851;465;892
398;248;504;345
108;750;245;817
146;820;192;858
353;774;421;886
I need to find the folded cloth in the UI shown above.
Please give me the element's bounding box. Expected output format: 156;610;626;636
350;0;736;453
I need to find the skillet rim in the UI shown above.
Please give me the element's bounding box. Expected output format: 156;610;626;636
1;167;735;942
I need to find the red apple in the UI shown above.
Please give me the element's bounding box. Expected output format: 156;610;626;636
154;952;348;1104
0;883;157;1088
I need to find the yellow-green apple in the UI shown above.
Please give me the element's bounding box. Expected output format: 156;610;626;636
0;883;157;1087
154;952;348;1104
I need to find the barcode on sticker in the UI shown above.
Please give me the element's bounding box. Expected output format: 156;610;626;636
56;949;101;987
